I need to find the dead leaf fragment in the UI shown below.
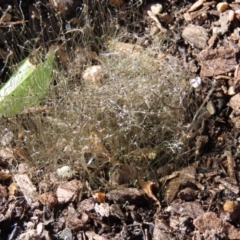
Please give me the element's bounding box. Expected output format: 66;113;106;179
182;24;208;49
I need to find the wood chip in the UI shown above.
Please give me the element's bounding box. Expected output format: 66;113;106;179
164;177;181;202
56;180;82;204
234;64;240;92
78;197;95;212
198;47;237;77
219;10;232;34
14;174;38;205
153;219;173;240
217;177;239;194
94;202;110;217
188;0;205;12
106;187;147;206
167;201;204;219
228;93;240;114
182;24;208;49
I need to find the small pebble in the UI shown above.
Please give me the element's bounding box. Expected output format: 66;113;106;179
216;2;228;12
206;101;216;115
212;27;222;35
190;77;201;88
150;3;163;15
223;200;235;212
228;10;235;22
218;184;225;190
228;86;236;95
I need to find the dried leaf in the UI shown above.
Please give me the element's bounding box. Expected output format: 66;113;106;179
93;192;105;203
140;180;161;208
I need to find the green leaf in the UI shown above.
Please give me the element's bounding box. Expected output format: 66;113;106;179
0;50;55;116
